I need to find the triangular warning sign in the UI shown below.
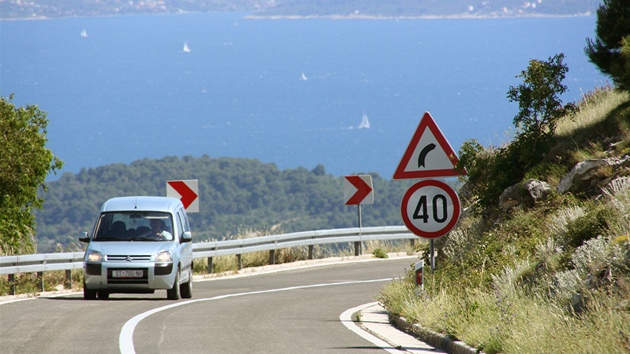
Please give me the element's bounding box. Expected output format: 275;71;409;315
393;112;466;179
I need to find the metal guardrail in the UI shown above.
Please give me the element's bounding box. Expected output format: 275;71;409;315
0;252;85;276
0;226;416;294
192;226;416;257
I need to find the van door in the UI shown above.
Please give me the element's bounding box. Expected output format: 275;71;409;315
176;208;193;277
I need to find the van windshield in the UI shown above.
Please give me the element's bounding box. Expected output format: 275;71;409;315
93;211;174;241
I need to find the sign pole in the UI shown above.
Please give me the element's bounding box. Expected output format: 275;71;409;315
344;175;372;257
355;205;362;256
430;239;435;271
393;113;467;273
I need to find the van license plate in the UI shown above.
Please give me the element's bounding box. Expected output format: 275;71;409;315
112;270;143;278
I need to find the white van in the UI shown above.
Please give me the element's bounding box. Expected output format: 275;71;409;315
80;196;193;300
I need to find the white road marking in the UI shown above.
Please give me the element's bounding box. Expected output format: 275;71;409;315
339;302;402;354
119;278;393;354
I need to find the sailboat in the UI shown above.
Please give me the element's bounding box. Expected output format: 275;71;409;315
358;112;370;129
80;29;88;38
183;42;191;53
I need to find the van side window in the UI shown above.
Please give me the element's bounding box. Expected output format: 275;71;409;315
179;209;190;232
176;211;185;241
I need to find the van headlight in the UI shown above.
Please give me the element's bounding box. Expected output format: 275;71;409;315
86;250;102;262
155;250;173;263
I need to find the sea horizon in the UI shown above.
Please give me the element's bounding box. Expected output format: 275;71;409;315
1;13;608;180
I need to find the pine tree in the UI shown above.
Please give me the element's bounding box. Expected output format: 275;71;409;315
585;0;630;91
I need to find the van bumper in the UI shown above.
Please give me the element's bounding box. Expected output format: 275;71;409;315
83;262;175;292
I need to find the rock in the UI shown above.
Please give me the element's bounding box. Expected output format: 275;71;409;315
557;156;630;195
499;179;552;212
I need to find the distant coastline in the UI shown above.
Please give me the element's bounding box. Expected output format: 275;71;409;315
3;11;594;22
0;0;600;22
244;12;594;20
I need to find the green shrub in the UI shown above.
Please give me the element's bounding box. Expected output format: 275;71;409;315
565;205;619;248
372;248;388;259
458;54;575;214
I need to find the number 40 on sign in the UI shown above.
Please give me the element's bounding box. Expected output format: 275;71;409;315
401;179;461;239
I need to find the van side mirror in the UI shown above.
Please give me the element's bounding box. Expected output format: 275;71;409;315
79;232;90;243
181;231;192;243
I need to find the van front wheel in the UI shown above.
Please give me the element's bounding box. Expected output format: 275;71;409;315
180;266;193;299
167;270;181;300
84;282;96;300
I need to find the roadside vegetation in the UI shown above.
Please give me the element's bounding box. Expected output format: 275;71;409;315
380;86;630;354
378;3;630;351
0;95;63;255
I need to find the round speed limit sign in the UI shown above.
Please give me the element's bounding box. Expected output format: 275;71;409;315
401;179;461;239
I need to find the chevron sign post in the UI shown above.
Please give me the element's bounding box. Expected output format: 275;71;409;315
344;175;374;257
166;179;199;213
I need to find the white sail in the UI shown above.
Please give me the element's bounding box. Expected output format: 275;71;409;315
183;42;191;52
358;113;370;129
80;29;88;38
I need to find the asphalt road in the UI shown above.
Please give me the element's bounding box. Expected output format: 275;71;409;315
0;257;416;354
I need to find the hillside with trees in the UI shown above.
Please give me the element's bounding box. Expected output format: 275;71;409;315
378;1;630;352
34;157;416;252
1;0;600;20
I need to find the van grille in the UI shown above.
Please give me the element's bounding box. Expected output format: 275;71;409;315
105;254;152;262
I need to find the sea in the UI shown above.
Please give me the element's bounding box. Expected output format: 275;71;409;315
0;13;608;180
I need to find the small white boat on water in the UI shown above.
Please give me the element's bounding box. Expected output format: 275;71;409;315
80;29;88;38
358;112;370;129
183;42;191;52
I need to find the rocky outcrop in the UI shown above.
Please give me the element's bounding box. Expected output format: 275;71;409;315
556;156;630;195
499;179;552;212
498;156;630;211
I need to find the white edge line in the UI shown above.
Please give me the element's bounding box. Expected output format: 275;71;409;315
194;255;417;282
339;302;402;354
0;291;83;305
119;278;393;354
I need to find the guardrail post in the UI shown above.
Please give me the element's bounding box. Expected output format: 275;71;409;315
237;254;242;270
64;270;72;289
37;271;44;292
354;242;361;256
308;245;314;260
269;250;275;265
8;274;15;295
207;257;214;274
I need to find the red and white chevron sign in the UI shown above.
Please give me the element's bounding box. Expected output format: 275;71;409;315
166;179;199;213
344;175;374;205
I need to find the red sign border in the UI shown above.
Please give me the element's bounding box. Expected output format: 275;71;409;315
393;112;465;179
401;179;461;239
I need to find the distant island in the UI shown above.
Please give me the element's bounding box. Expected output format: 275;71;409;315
1;0;600;20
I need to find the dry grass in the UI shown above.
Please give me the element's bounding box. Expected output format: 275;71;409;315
378;88;630;354
556;86;628;137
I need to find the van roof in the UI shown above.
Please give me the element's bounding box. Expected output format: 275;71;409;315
100;196;183;213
